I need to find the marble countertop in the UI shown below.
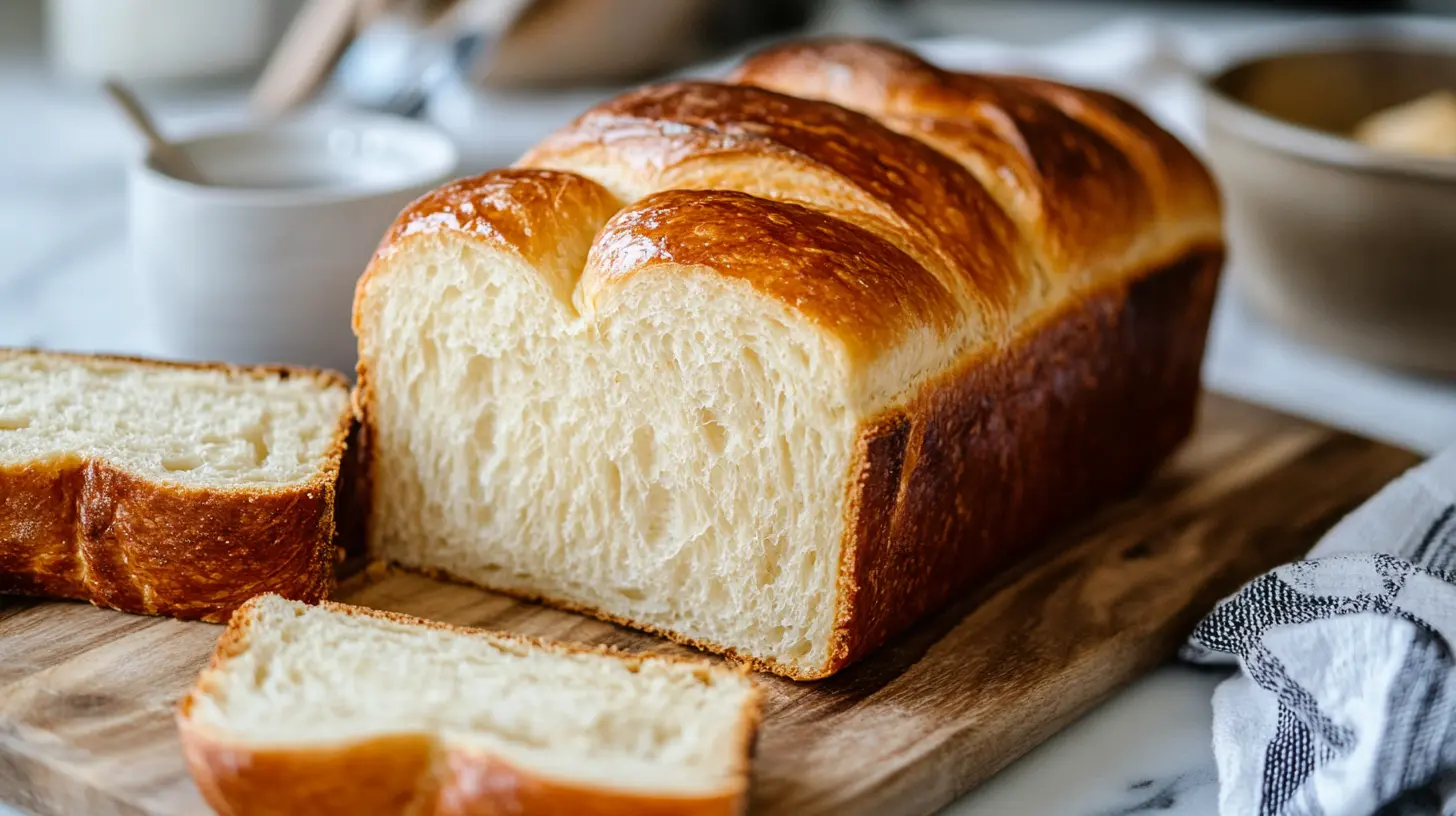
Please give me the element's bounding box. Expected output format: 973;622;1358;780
4;3;1456;816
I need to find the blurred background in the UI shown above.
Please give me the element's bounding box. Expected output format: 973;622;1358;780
2;3;1456;816
2;0;1455;455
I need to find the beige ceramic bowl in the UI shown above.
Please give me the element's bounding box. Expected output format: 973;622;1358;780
1201;21;1456;376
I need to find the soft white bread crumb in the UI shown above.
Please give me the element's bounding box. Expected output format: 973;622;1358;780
183;595;760;795
359;239;854;675
0;351;350;485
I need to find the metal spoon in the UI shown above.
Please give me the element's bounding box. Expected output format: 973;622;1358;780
103;79;210;185
332;0;532;117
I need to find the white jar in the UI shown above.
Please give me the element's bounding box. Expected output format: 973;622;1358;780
46;0;272;84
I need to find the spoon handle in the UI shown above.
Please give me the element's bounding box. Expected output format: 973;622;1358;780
103;79;209;185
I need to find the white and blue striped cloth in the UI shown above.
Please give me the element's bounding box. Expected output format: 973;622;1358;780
1184;446;1456;816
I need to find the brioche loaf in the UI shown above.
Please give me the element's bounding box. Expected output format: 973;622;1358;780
0;349;354;620
353;39;1224;679
179;594;760;816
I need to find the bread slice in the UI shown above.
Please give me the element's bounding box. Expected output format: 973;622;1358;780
0;349;355;620
353;40;1223;679
178;594;762;816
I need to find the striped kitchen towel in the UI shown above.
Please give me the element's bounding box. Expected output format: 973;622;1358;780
1182;445;1456;816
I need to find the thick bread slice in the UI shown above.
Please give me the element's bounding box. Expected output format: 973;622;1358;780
178;594;761;816
353;39;1224;679
0;349;355;620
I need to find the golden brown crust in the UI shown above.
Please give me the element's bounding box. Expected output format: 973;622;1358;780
374;168;619;259
826;246;1223;674
178;596;760;816
521;80;1027;332
353;38;1226;679
367;169;624;313
179;726;443;816
586;188;958;357
730;38;1221;281
0;349;356;621
179;727;751;816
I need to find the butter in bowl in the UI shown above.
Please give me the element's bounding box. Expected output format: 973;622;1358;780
1200;20;1456;377
1354;89;1456;158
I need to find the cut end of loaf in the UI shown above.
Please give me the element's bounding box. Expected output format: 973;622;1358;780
352;38;1225;681
180;595;760;813
0;350;351;487
358;232;861;678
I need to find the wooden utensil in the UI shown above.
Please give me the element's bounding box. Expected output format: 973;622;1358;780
249;0;370;119
102;79;209;185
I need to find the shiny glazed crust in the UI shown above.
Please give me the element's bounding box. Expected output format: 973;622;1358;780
177;597;761;816
827;248;1222;673
0;350;356;622
353;39;1225;678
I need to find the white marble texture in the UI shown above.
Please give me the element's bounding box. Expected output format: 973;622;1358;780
952;666;1228;816
3;3;1456;815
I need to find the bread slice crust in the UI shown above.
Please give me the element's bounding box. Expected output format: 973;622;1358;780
0;350;356;621
177;596;762;816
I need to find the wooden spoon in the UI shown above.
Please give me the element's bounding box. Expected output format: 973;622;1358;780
103;79;210;185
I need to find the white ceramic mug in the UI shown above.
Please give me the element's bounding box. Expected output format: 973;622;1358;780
130;114;458;374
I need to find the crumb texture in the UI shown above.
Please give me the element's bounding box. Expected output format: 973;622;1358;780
362;239;854;674
0;352;349;485
188;596;757;793
353;39;1224;678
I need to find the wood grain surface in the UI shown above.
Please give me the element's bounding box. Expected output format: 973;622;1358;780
0;394;1422;816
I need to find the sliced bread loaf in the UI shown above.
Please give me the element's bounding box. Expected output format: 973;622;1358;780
0;349;355;620
352;40;1223;679
178;594;762;816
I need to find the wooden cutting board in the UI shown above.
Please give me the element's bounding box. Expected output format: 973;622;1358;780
0;394;1421;816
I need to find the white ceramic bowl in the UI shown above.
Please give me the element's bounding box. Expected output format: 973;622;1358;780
130;114;458;374
1200;20;1456;376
